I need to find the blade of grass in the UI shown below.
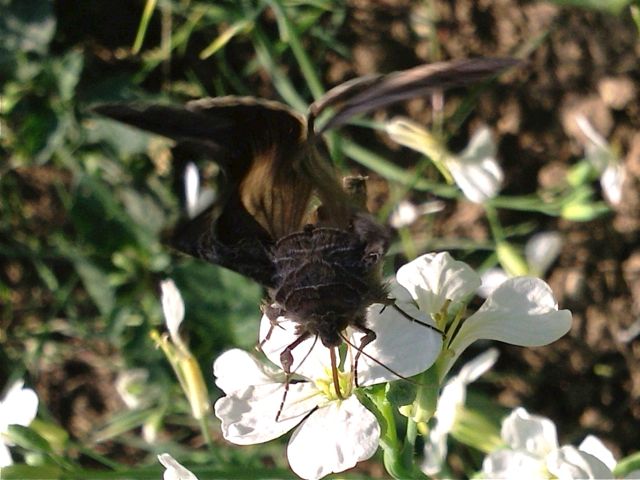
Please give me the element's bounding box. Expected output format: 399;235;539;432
133;0;159;54
251;24;308;111
267;0;325;100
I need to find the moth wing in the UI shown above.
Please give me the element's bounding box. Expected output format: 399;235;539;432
310;57;519;133
94;97;318;287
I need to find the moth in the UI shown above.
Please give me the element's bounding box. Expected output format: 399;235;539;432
95;57;517;399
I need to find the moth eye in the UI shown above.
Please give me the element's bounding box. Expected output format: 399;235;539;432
363;251;382;267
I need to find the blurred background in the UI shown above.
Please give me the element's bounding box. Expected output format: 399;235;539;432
1;0;639;477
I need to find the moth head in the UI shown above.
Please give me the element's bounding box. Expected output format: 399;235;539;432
351;212;390;269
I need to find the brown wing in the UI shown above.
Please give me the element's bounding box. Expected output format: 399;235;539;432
94;97;318;286
309;57;519;133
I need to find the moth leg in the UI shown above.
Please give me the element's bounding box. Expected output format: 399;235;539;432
276;332;311;422
351;325;377;388
257;304;286;352
378;295;395;314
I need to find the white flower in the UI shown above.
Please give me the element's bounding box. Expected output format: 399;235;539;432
525;232;563;278
395;252;572;379
483;408;613;479
386;118;503;203
575;114;626;206
115;369;152;409
155;279;210;420
601;162;625;206
388;200;445;229
158;453;199;480
447;126;503;203
444;277;572;377
479;232;563;297
0;380;39;467
161;279;186;350
214;290;442;480
396;252;481;316
184;162;215;218
422;349;499;475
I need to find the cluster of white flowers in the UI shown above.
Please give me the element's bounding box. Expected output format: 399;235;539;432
482;407;638;479
208;251;572;479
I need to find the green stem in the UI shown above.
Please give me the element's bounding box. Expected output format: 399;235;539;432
377;396;411;479
484;204;504;243
402;417;419;472
199;415;215;453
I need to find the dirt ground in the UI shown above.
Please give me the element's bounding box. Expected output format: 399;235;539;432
6;0;640;468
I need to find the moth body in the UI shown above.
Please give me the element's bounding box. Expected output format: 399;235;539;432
270;219;389;348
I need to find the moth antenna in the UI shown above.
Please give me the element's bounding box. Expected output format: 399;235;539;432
391;302;444;335
338;332;421;386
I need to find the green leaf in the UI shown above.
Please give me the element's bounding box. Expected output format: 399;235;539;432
0;464;63;480
7;424;53;455
386;380;417;407
72;256;116;316
52;50;84;102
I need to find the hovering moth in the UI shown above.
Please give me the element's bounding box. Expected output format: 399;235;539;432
95;57;517;399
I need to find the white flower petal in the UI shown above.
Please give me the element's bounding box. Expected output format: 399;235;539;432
214;381;318;445
547;445;614;479
445;277;572;376
389;200;444;229
158;453;199;480
601;162;625;206
435;378;466;434
389;200;421;229
456;348;500;384
115;369;149;410
501;408;558;456
213;349;282;394
525;232;563;277
160;279;185;345
287;396;380;480
478;268;509;298
449;126;502;203
385;117;438;156
461;126;498;161
0;380;38;431
579;435;617;471
351;294;442;385
258;314;329;380
396;252;481;314
432;349;499;439
421;421;449;475
482;449;546;478
575;114;608;152
0;442;13;468
184;162;200;219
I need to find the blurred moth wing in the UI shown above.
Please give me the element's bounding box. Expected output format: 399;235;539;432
310;57;519;132
94;97;345;286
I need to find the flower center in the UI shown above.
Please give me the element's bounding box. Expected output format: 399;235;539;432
315;367;353;402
